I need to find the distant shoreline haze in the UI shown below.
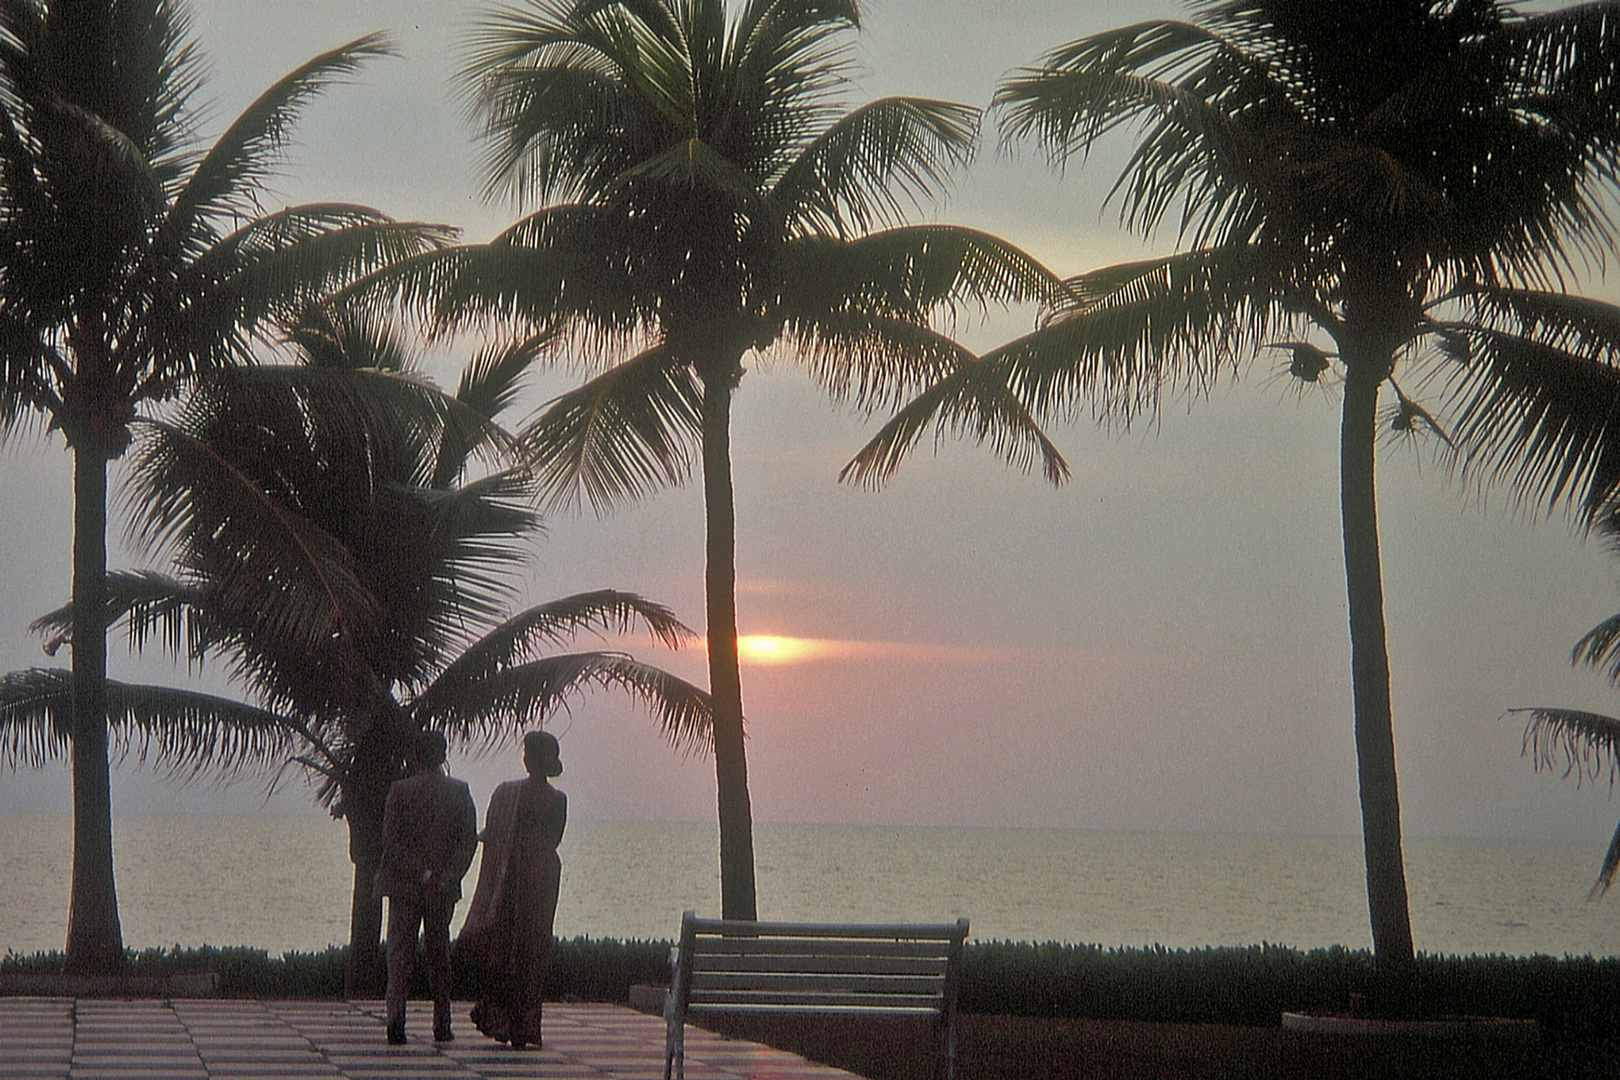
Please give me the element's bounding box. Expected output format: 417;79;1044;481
3;815;1616;959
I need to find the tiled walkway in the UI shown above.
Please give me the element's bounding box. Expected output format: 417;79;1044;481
0;998;860;1080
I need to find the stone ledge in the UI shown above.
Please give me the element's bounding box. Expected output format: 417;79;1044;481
0;971;220;997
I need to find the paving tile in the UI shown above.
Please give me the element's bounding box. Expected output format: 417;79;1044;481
195;1048;326;1058
67;1071;207;1080
0;1063;70;1074
456;1069;599;1079
0;997;864;1080
201;1068;341;1077
201;1059;339;1068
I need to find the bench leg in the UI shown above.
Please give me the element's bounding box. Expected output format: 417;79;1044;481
663;997;683;1080
937;1018;957;1080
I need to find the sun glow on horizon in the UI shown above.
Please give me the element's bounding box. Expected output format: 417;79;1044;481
728;634;1037;666
738;635;823;665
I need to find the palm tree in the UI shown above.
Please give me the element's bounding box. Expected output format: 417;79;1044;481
846;1;1620;970
2;311;714;994
354;0;1064;919
0;0;451;974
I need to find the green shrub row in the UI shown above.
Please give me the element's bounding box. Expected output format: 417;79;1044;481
0;938;672;1003
961;942;1620;1038
7;939;1619;1037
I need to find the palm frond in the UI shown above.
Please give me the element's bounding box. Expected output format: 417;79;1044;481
996;18;1226;157
607;135;768;209
1512;705;1620;897
29;568;211;664
162;34;394;235
781;225;1067;324
775;96;979;237
788;312;975;414
416;651;713;757
1468;288;1620;361
145;363;477;491
428;588;697;694
1442;314;1620;522
1517;704;1620;789
842;242;1292;487
1593;818;1620;901
374;469;539;685
1027;245;1291;417
0;667;311;783
285;304;415;373
995;18;1275;242
431;335;548;488
124;416;380;655
839;348;1070;490
211;210;457;305
121;210;455;401
336;208;646;341
1574;608;1620;686
456;334;549;422
977;246;1284;422
0;667;72;768
729;0;860;112
459;0;683;206
517;342;702;512
774;225;1064;411
1459;3;1620;283
26;0;207;184
172;208;454;334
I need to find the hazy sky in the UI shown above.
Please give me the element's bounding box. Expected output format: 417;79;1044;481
4;1;1620;858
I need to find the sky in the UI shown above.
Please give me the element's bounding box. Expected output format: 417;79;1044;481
4;0;1620;858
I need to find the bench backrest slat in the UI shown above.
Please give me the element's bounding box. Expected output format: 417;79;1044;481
692;954;947;976
687;918;965;939
692;972;947;995
690;937;955;959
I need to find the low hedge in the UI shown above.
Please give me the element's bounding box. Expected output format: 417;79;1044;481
0;938;670;1002
960;942;1620;1039
6;939;1618;1038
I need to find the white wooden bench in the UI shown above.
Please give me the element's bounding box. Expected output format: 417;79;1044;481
662;910;969;1080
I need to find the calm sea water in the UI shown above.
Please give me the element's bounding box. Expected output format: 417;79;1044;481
3;815;1617;958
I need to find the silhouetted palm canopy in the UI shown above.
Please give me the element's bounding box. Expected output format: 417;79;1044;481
1;313;713;993
355;0;1063;919
848;0;1620;969
0;0;451;973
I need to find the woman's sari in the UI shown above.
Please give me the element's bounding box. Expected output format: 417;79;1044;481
458;777;566;1047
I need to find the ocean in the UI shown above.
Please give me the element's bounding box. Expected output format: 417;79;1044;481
3;815;1617;959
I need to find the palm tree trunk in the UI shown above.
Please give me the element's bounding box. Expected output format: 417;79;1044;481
700;360;757;921
64;445;125;975
1339;360;1415;971
344;827;385;999
342;767;390;997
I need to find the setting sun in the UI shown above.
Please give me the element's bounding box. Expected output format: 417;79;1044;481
737;635;821;665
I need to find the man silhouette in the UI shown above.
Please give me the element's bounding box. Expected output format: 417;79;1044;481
374;729;478;1044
